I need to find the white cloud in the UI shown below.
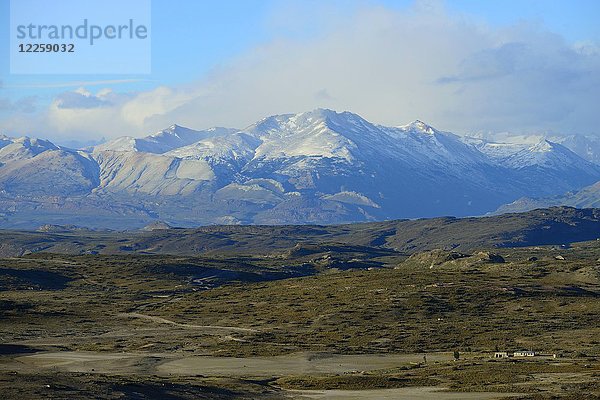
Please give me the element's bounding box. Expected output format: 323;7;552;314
55;88;113;109
1;1;599;140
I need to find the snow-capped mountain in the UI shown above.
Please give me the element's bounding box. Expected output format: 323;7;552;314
90;125;241;195
0;136;98;196
0;137;59;161
0;109;599;229
556;135;600;165
465;131;600;166
488;139;593;170
464;136;600;195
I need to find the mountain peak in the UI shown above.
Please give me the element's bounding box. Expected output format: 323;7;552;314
14;136;59;150
305;107;336;115
250;109;370;132
400;120;438;135
530;139;555;152
305;108;368;121
151;124;189;137
165;124;195;133
297;108;382;128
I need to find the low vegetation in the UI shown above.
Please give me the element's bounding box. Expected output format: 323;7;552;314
0;208;599;398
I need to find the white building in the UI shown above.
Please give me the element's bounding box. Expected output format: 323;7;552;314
514;351;536;357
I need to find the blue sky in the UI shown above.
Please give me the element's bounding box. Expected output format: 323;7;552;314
1;0;600;141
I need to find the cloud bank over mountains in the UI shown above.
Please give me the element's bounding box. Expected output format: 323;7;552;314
2;1;599;140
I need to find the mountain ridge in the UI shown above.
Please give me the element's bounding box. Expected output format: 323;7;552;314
0;206;597;258
1;109;599;228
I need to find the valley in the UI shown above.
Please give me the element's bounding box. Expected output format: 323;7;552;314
0;207;599;398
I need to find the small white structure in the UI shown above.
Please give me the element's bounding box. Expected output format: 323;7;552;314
514;351;536;357
494;352;509;358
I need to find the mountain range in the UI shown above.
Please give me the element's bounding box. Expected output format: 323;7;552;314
0;109;599;229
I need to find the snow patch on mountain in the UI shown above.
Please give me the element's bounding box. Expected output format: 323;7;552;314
465;131;600;166
321;191;381;208
397;120;438;135
166;132;260;162
174;159;215;181
245;109;358;162
466;136;598;171
0;137;59;162
94;151;214;195
95;125;237;154
215;182;283;204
